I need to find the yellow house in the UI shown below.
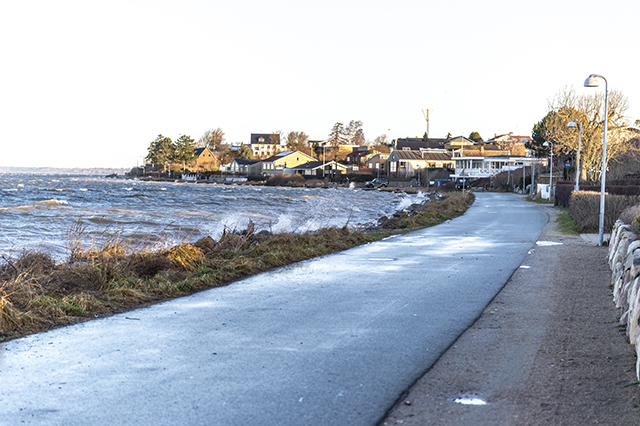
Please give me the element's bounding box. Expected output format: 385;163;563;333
260;151;317;176
191;147;217;171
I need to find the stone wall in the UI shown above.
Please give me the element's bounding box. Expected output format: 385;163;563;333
608;220;640;380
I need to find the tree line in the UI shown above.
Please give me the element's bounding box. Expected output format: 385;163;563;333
145;121;393;171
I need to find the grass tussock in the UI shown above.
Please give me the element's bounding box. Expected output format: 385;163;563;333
378;191;475;229
0;190;473;342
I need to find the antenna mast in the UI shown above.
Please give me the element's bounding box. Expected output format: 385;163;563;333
422;109;432;138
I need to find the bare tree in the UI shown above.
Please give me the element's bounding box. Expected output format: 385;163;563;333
285;131;310;153
543;86;633;182
328;122;346;146
344;120;364;145
372;134;390;153
197;128;225;151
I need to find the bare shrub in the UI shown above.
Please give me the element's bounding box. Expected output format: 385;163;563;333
620;204;640;234
265;174;305;187
569;191;640;232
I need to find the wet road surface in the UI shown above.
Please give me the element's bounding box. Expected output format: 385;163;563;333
0;193;548;425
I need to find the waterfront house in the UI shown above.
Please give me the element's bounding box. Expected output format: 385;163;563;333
229;159;261;176
387;150;453;177
451;155;546;180
260;151;317;176
367;153;389;176
192;147;217;171
290;160;348;177
345;147;379;167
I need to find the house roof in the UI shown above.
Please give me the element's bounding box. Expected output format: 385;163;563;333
232;159;260;165
393;150;452;161
395;138;447;150
262;150;316;163
291;161;348;171
194;147;213;156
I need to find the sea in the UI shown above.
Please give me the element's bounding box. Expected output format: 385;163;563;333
0;174;428;261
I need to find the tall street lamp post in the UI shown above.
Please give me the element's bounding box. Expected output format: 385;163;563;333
567;120;582;191
584;74;608;246
543;141;553;201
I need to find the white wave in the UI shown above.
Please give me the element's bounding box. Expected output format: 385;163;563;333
79;188;88;192
17;184;24;188
396;197;414;211
36;199;68;206
3;188;18;192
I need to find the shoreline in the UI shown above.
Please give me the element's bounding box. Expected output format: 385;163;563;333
0;191;474;342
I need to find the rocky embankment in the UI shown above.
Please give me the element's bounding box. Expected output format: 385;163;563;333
609;221;640;380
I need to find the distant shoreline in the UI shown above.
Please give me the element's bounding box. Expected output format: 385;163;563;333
0;167;129;175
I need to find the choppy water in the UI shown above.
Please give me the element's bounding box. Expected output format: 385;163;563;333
0;174;428;260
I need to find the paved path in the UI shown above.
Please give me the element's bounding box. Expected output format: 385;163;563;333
0;193;547;426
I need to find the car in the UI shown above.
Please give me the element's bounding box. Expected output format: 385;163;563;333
365;178;389;188
455;177;471;190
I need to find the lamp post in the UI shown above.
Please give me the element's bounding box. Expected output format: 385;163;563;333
530;154;535;197
584;74;608;246
567;120;582;191
543;141;553;200
543;141;554;200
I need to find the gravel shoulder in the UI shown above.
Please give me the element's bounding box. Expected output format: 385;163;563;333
381;203;640;425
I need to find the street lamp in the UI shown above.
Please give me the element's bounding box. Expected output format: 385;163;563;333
543;141;553;201
567;120;582;191
584;74;608;246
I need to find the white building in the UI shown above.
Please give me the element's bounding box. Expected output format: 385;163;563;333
451;155;546;180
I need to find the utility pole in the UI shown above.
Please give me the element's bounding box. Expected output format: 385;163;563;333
422;109;432;139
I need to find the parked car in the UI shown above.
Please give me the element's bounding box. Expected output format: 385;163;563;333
365;177;389;188
455;177;471;190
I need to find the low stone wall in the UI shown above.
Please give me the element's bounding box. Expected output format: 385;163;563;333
608;220;640;380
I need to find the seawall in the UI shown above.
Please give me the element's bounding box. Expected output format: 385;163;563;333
608;220;640;380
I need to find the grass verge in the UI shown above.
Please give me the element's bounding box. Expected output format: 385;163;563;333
0;190;474;342
555;212;580;235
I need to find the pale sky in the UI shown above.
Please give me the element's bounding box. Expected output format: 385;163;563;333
1;0;638;168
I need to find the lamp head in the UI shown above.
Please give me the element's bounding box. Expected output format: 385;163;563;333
584;74;599;87
567;121;577;128
543;141;551;147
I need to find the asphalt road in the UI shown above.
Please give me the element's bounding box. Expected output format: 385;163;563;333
0;193;548;426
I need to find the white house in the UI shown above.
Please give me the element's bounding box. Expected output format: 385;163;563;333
451;155;546;180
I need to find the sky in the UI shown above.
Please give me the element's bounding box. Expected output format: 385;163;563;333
1;0;638;169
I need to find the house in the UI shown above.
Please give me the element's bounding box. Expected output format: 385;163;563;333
228;159;262;175
290;160;348;177
192;147;217;171
486;134;530;156
387;150;454;177
260;151;317;176
250;133;285;158
367;153;389;176
444;136;475;152
345;147;378;166
451;155;545;180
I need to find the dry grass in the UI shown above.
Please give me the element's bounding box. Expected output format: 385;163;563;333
0;191;474;341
